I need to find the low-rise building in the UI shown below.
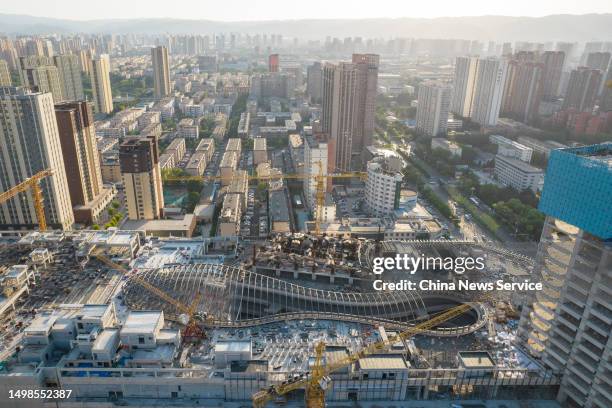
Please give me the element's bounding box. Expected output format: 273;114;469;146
226;138;242;157
185;151;207;176
253;137;268;165
431;138;462;158
178;118;199;139
122;215;197;238
269;189;290;233
164;138;186;163
490;135;533;162
219;193;241;238
195;138;215;163
494;154;544;192
220;151;239;186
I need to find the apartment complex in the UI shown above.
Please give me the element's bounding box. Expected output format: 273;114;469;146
502;60;544;124
563;67;602;112
0;59;10;86
53;54;84;101
89;54;113;114
151;46;171;99
119;136;164;220
415;81;451;137
322;54;378;171
0;87;74;230
19;55;64;102
518;143;612;408
55;101;114;224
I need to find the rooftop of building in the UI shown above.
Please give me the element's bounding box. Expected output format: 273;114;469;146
121;311;162;335
495;154;543;173
122;215;196;235
253;137;267;150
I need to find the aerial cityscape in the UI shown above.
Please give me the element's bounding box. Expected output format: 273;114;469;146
0;2;610;408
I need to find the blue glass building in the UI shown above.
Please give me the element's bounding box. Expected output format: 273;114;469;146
538;142;612;240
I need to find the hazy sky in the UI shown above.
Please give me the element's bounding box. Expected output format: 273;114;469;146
2;0;612;21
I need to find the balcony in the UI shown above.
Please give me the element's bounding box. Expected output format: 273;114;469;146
553;323;576;343
573;349;598;373
578;341;604;362
567;364;593;386
582;329;607;350
590;306;612;326
587;316;610;337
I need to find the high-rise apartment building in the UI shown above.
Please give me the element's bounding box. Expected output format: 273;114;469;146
365;156;404;216
518;143;612;408
501;60;544;124
306;62;323;103
119;136;164;220
415;81;451;137
151;46;171;99
55;101;114;224
0;87;74;230
89;54;113;114
53;54;84;101
0;59;11;86
470;58;508;127
585;52;611;71
563;67;602;112
321;54;378;171
19;56;64;103
540;51;565;100
268;54;279;73
451;57;507;126
450;56;479;117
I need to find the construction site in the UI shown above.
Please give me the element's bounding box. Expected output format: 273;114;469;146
0;227;564;408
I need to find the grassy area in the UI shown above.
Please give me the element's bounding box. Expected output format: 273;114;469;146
446;186;501;235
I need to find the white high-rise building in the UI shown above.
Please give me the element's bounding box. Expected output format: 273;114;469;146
89;54;113;114
415;81;451;137
450;56;479;117
470;58;508;127
53;54;84;101
0;87;74;230
365;157;404;216
451;57;508;127
151;46;171;99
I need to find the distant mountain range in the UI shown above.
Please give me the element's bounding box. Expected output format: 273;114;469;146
1;13;611;42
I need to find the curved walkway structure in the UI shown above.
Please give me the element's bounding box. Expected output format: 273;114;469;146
123;264;487;337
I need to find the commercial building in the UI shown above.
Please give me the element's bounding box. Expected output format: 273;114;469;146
365;157;404;216
322;54;378;171
19;55;64;103
563;67;602;112
53;54;84;101
122;215;196;238
489;135;533;163
253;137;267;165
494;154;543;192
415;81;451;136
518;143;612;408
55;101;114;224
89;55;113;114
517;136;567;158
151;46;171;99
0;87;74;230
119;136;164;220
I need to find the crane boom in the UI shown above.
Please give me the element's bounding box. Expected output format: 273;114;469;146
0;169;53;231
252;302;473;407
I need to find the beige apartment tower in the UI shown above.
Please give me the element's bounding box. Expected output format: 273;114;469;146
19;56;64;103
119;136;164;220
0;59;11;86
151;46;171;99
53;54;85;101
89;54;113;114
0;87;74;230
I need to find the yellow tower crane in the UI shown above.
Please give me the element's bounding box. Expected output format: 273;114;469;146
164;162;366;236
0;169;53;231
91;253;207;342
252;302;473;408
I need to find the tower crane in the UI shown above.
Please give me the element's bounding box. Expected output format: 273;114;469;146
164;162;366;236
251;302;473;408
0;169;53;231
91;253;207;342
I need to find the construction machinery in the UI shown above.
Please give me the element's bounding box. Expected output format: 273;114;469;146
0;169;53;231
91;253;207;342
251;302;474;408
164;161;366;236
